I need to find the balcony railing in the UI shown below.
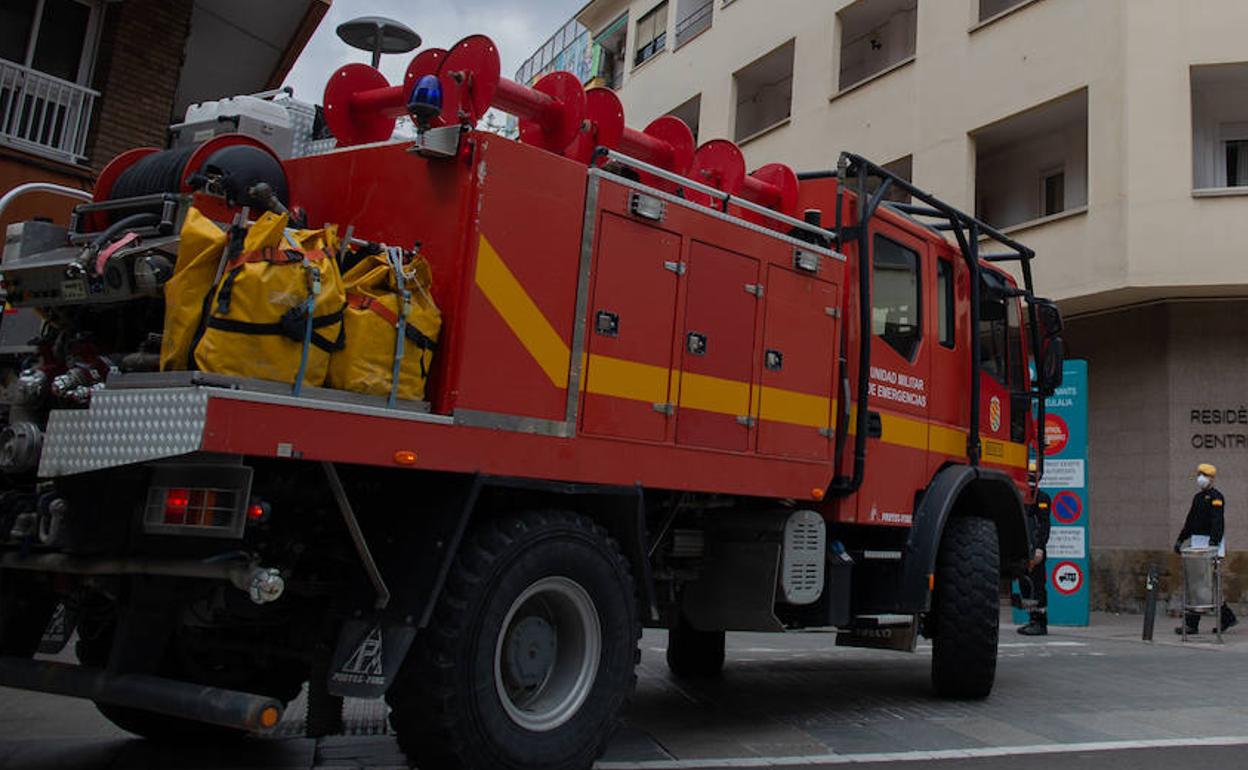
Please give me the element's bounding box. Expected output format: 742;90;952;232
0;59;98;164
675;0;713;47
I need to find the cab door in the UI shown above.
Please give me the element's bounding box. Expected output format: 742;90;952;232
855;223;933;527
977;272;1028;470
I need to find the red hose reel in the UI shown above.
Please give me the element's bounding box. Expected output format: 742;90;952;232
321;33;799;221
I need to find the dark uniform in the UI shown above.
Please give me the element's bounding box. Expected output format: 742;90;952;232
1175;485;1237;633
1017;491;1051;635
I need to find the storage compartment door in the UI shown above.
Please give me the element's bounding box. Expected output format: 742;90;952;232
581;212;681;442
758;266;839;460
675;242;760;453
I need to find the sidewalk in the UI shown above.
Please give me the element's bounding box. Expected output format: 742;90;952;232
1017;609;1248;652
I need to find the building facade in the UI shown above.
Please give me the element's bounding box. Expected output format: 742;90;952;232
520;0;1248;611
1;0;329;232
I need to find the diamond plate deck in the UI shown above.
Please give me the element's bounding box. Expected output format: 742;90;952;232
38;389;209;477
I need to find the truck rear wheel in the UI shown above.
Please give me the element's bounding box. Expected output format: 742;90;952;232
930;516;999;699
386;510;639;770
665;617;725;678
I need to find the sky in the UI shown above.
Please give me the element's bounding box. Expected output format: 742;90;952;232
284;0;588;106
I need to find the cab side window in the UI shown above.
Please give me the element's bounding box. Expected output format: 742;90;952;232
979;293;1008;384
937;259;954;348
1007;299;1025;392
873;235;921;360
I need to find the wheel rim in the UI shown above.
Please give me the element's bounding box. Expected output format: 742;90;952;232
493;576;601;732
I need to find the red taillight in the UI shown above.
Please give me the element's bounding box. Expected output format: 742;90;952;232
164;488;190;524
247;501;269;523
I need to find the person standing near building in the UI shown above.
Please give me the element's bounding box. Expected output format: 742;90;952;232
1017;491;1052;636
1174;463;1238;634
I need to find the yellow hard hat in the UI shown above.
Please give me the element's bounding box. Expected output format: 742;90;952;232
1197;463;1217;478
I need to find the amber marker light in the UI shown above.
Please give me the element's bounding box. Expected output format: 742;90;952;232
394;450;419;466
811;488;825;501
259;706;280;729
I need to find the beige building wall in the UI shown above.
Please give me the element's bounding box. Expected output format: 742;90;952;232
556;0;1248;609
575;0;1248;310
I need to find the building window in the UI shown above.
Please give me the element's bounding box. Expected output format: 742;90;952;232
667;94;701;142
1227;139;1248;187
2;0;101;84
837;0;917;91
1040;167;1065;217
0;0;102;163
733;39;794;142
973;88;1088;228
978;0;1032;22
1191;63;1248;190
937;259;954;348
873;234;921;361
591;13;628;90
675;0;713;47
635;3;668;67
871;154;912;204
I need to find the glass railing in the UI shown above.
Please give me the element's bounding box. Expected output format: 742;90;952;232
675;0;713;46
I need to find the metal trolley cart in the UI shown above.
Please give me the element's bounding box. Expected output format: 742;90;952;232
1181;547;1224;643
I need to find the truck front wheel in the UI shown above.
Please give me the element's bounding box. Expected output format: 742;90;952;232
929;516;999;699
386;510;640;770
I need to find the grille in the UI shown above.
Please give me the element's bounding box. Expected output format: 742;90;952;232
781;510;826;605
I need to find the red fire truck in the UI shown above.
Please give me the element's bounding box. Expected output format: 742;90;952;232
0;34;1063;770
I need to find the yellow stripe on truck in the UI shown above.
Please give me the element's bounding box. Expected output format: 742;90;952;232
474;235;571;388
586;354;669;405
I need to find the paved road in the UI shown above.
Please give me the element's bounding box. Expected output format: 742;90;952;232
1;612;1246;769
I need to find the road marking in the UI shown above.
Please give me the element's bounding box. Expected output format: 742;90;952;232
595;736;1248;769
916;641;1087;650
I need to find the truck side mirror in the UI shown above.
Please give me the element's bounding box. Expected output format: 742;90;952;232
1035;300;1063;338
1038;335;1064;397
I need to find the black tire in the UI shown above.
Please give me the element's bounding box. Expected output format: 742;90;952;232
665;618;725;678
930;516;1000;699
386;510;640;770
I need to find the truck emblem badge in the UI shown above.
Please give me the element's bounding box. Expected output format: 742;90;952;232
989;396;1002;432
336;625;385;682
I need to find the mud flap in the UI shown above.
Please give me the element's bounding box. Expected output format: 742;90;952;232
327;618;416;698
37;602;76;655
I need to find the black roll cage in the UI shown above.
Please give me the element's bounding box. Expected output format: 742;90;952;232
803;152;1049;495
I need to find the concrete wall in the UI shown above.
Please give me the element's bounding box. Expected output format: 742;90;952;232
573;0;1248;313
1069;301;1248;612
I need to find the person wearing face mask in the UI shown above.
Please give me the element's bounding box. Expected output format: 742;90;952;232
1174;463;1237;634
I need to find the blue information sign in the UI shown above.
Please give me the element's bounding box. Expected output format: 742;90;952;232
1014;359;1090;627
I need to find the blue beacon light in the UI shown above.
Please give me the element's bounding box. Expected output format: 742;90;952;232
407;74;443;127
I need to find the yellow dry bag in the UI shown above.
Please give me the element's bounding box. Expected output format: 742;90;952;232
326;247;440;402
162;208;346;388
160;207;227;372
